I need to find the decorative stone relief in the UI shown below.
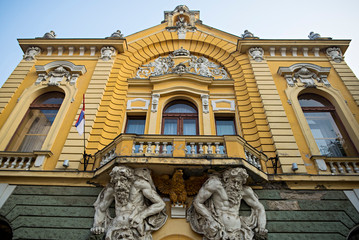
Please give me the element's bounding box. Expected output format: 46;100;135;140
42;30;56;39
35;61;86;86
211;99;235;111
164;5;199;39
153;169;207;219
201;94;209;113
187;168;268;240
249;47;264;62
173;46;190;56
326;47;343;63
135;48;229;79
278;63;331;88
100;46;116;61
126;98;150;110
151;94;160;112
23;47;41;61
90;166;167;240
293;67;317;87
47;66;70;86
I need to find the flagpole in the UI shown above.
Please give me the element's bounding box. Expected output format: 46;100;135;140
83;94;86;158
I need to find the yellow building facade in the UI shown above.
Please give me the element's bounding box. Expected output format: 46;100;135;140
0;5;359;240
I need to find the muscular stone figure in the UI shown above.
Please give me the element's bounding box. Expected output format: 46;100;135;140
187;168;267;240
90;166;167;240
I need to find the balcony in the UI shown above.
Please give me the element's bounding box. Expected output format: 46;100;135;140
0;151;53;170
92;134;268;178
312;155;359;175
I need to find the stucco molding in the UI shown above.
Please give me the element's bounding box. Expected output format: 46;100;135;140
126;98;150;110
278;63;331;87
35;61;86;86
211;99;235;111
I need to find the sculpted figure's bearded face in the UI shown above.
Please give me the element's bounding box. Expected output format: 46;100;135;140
223;168;248;205
110;167;134;206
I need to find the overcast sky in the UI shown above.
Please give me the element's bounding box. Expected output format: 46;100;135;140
1;0;359;87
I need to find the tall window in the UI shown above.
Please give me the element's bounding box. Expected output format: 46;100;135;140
125;116;146;134
6;92;64;152
162;100;198;135
299;93;357;157
215;117;236;136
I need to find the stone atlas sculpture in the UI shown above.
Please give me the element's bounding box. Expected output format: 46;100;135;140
90;166;167;240
187;168;268;240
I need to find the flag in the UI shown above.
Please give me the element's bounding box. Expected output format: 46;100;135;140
75;95;85;136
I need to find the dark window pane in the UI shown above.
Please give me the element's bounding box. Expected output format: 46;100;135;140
216;118;236;136
299;94;332;107
125;118;145;134
183;119;197;135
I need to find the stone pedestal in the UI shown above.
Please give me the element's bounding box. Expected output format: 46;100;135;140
171;204;186;218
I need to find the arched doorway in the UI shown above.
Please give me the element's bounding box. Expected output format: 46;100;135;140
0;216;12;240
162;100;198;136
161;235;194;240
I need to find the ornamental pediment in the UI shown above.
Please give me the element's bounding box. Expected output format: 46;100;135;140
135;47;230;80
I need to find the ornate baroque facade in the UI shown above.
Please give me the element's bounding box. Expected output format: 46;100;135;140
0;5;359;240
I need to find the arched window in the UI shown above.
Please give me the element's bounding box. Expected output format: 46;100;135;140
162;100;198;135
6;92;65;152
299;93;357;157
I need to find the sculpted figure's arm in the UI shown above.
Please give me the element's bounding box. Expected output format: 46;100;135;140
193;178;222;232
130;179;166;232
242;186;267;234
91;186;114;235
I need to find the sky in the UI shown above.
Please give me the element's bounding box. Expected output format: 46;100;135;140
0;0;359;87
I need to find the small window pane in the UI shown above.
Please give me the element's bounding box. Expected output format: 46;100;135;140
216;118;236;136
183;119;197;135
125;118;145;134
163;119;178;135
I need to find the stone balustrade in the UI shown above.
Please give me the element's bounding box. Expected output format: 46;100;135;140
185;140;225;156
244;150;262;170
132;141;173;155
327;159;359;174
0;154;36;170
312;156;359;174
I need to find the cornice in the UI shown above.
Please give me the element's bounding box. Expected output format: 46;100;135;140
237;39;351;54
18;38;128;54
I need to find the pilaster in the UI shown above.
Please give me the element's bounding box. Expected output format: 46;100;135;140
249;59;306;173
